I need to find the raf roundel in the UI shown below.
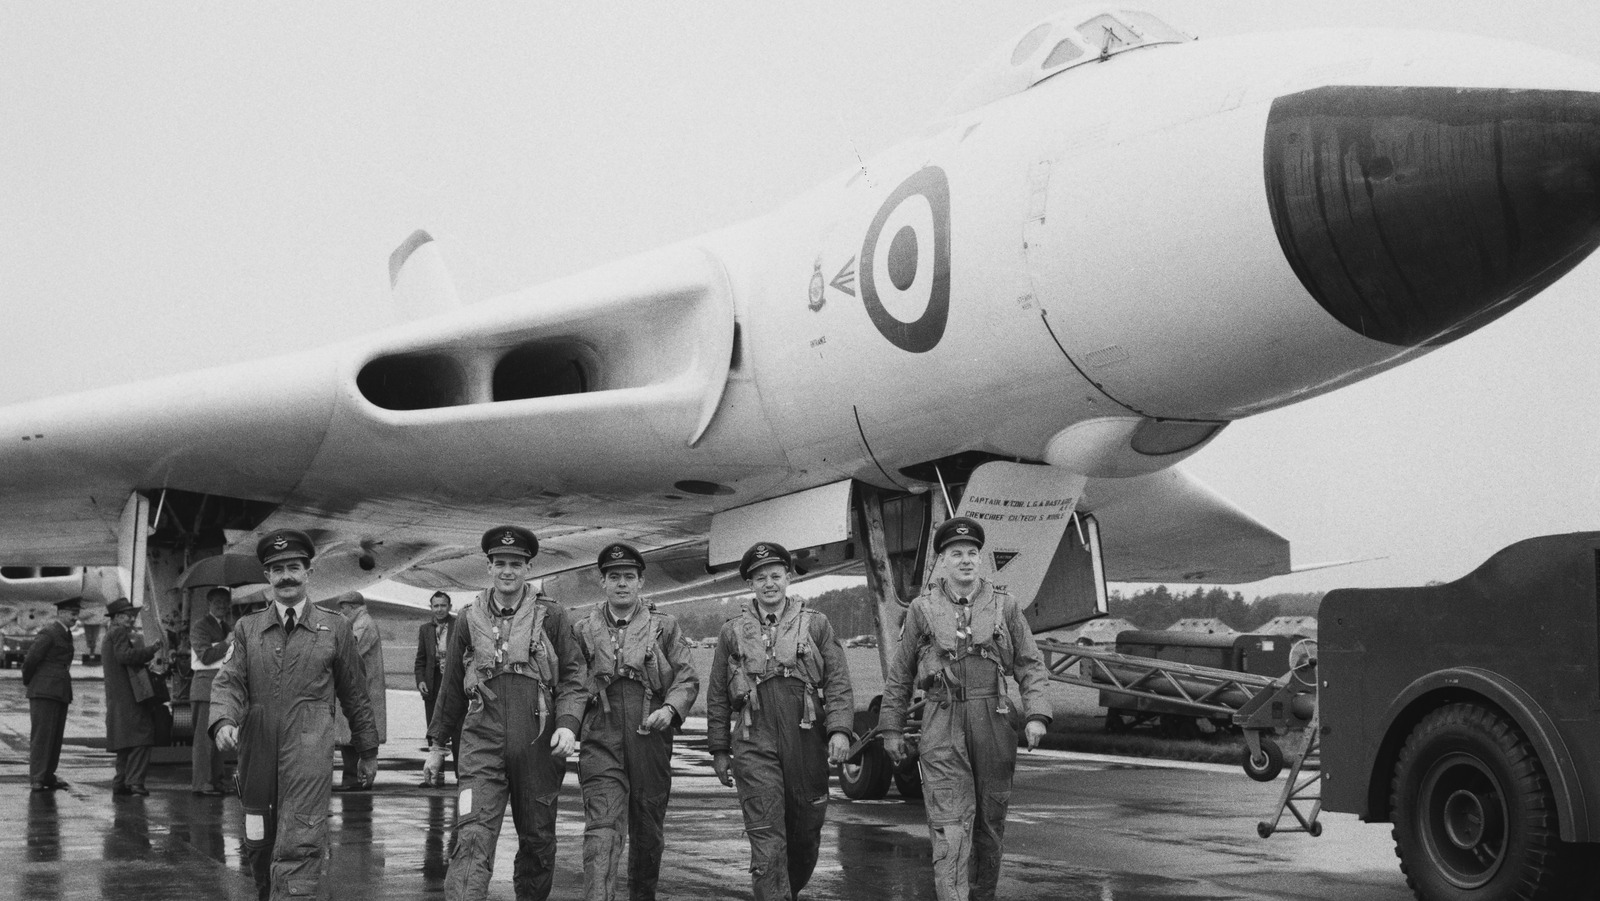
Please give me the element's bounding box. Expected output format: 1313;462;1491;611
859;166;952;354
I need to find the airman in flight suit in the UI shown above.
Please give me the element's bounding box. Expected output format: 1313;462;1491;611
880;516;1052;901
571;542;699;901
424;525;587;901
707;541;854;901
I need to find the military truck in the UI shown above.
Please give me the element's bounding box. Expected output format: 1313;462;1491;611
1320;532;1600;900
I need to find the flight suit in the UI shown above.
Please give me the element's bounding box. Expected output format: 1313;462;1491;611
429;586;586;901
333;601;387;788
707;601;853;901
880;577;1051;901
572;604;699;901
210;603;378;901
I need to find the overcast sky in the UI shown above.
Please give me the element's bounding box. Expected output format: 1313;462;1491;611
5;2;1599;601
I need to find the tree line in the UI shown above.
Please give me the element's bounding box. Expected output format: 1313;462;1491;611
1105;585;1322;632
660;583;1324;640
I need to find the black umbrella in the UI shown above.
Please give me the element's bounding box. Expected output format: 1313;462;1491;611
177;554;265;589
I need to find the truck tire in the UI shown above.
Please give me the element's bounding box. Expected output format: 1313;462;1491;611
1389;702;1588;901
839;743;892;800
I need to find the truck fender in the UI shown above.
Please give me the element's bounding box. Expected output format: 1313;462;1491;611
1375;666;1589;842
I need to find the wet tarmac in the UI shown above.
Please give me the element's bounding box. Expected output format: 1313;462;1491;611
0;664;1412;900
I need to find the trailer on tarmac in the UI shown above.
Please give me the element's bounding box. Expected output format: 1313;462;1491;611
1098;628;1306;737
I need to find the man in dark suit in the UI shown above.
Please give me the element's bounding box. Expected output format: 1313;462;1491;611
189;587;234;795
413;590;456;786
23;596;82;792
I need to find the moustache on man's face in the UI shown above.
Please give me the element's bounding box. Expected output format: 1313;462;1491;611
273;579;303;589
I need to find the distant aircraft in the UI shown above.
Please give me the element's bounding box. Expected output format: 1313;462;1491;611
5;6;1600;644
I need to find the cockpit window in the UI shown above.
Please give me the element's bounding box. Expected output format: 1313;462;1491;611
1042;38;1086;69
940;8;1194;119
1116;11;1191;46
1012;23;1052;65
1077;14;1141;57
1038;11;1190;77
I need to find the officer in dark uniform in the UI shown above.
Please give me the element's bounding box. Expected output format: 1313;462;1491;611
880;517;1052;901
24;596;82;792
424;525;587;901
707;542;854;901
572;542;699;901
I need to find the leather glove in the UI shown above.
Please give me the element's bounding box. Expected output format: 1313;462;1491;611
1024;719;1047;750
827;732;851;767
882;731;906;766
215;723;238;754
357;755;377;787
423;746;448;783
712;751;734;787
642;706;675;733
550;726;576;757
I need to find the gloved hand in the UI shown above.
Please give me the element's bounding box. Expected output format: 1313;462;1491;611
550;727;576;757
215;724;238;754
882;731;906;766
641;706;675;733
423;746;448;783
712;751;734;787
1024;719;1047;751
357;755;378;787
827;732;851;767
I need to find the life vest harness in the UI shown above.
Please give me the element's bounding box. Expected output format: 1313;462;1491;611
460;588;556;730
917;584;1012;716
727;605;825;739
576;604;669;716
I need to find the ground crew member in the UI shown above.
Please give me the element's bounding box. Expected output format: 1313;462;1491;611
707;541;853;901
189;586;234;796
103;597;164;796
210;529;379;901
332;590;387;791
24;596;82;792
414;590;457;786
879;516;1051;901
572;542;699;901
423;525;587;901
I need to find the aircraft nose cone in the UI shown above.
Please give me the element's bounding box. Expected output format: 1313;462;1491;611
1265;86;1600;346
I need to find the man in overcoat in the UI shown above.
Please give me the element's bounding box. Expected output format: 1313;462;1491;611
103;597;164;796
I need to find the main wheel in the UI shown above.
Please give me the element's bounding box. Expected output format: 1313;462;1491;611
1390;702;1588;901
839;742;892;800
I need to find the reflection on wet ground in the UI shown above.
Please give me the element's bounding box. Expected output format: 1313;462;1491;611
0;666;1409;900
